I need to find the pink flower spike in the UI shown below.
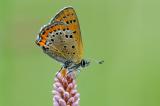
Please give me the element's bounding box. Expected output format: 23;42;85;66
53;67;80;106
52;91;60;96
70;89;77;95
55;82;62;88
66;83;74;92
74;93;80;101
59;99;66;106
53;101;59;106
67;97;74;104
54;95;61;102
72;101;79;106
63;91;69;100
57;87;65;93
54;77;59;82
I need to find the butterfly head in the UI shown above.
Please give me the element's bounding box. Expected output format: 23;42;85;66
64;59;90;71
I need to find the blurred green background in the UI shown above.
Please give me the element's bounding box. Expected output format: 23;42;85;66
1;0;160;106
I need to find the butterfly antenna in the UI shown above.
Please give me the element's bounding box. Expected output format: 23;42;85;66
98;60;104;64
87;58;104;65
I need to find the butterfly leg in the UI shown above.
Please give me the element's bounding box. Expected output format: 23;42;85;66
69;64;81;70
66;64;81;75
55;61;71;76
56;66;68;77
67;69;74;74
64;60;73;68
56;67;63;77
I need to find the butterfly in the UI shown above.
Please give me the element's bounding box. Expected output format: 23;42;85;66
35;7;90;71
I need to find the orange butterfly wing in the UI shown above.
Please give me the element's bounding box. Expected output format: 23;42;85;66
36;7;83;64
51;7;83;63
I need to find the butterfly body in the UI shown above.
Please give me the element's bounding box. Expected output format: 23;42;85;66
36;7;89;69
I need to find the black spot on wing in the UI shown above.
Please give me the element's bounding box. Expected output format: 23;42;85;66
73;20;76;22
72;45;75;48
69;35;73;38
65;35;68;38
73;31;76;34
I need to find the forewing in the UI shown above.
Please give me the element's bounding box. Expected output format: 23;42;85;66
36;7;83;64
51;7;83;63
